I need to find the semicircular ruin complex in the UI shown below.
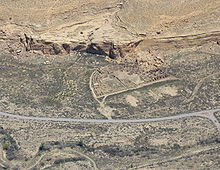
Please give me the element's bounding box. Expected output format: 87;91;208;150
90;64;177;98
0;1;220;169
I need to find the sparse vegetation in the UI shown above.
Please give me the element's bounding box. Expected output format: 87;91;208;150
0;127;19;160
0;1;219;168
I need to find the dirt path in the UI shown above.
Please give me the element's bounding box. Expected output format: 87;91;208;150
184;72;220;103
133;144;220;170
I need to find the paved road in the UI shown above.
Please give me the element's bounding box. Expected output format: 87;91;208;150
0;108;219;123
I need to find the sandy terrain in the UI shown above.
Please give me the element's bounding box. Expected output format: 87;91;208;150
0;0;219;44
0;1;220;169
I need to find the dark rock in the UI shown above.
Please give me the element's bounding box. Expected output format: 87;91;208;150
62;43;70;53
72;45;86;51
85;43;108;56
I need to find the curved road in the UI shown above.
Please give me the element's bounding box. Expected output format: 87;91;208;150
0;108;220;123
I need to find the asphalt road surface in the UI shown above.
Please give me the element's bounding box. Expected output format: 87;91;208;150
0;108;219;123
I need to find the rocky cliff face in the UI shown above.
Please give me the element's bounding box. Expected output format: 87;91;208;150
0;0;220;68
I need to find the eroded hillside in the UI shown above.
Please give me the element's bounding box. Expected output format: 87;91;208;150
0;1;220;170
0;0;220;59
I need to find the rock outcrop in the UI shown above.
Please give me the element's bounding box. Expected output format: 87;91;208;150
0;0;220;69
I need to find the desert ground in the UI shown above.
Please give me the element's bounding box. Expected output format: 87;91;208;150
0;0;220;169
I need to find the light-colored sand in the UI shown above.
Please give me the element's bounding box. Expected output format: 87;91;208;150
0;0;219;44
126;95;139;107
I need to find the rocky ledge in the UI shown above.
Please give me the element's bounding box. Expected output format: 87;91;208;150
0;0;220;70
